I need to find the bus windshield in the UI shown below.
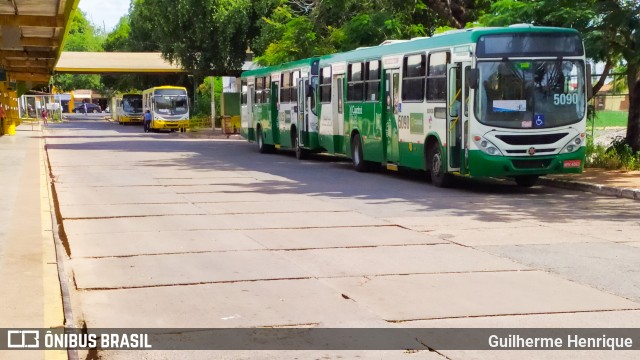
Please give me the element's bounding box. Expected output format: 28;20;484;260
475;60;585;129
154;89;189;115
122;95;142;113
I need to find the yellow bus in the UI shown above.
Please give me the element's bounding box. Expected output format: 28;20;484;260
112;93;143;124
141;86;190;132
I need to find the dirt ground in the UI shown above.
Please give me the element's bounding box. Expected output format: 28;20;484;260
592;127;626;146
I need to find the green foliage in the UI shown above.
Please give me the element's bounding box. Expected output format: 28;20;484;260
255;12;327;65
52;10;105;92
250;0;492;65
128;0;254;74
586;137;640;170
63;9;104;51
128;0;161;51
103;16;131;52
53;74;103;93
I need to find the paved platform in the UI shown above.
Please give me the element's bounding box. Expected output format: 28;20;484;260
0;127;66;360
542;168;640;200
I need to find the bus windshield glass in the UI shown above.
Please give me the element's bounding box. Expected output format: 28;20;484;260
154;89;189;115
122;95;142;113
475;60;585;129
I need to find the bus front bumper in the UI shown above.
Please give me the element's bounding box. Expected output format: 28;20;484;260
121;115;143;123
467;148;585;178
151;120;189;129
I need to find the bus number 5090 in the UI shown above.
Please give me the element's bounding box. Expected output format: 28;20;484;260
553;93;579;106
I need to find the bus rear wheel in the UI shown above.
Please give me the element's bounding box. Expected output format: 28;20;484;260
293;132;305;160
428;142;452;187
514;175;539;187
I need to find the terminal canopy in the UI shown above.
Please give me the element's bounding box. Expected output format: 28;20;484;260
55;52;186;75
0;0;78;85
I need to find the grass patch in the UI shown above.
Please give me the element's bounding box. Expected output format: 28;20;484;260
592;110;628;128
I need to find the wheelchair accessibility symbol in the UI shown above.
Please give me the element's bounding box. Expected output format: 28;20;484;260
534;114;545;128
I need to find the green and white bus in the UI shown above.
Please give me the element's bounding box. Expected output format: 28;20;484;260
241;25;589;187
241;58;319;158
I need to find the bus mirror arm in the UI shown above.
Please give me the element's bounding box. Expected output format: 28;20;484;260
586;63;593;99
469;69;480;90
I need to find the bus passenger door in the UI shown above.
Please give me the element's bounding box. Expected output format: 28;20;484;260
446;63;471;174
333;75;344;153
384;70;400;163
271;81;280;145
461;64;471;174
246;85;254;140
297;78;306;146
447;65;462;171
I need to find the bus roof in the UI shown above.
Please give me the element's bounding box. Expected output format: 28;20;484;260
319;25;580;64
240;25;581;77
241;58;318;78
142;86;188;92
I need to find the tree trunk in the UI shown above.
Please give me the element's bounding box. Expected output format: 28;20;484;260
589;60;612;101
626;64;640;152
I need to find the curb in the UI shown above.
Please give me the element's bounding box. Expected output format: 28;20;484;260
539;176;640;201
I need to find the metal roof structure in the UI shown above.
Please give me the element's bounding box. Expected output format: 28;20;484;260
1;0;79;85
55;52;186;74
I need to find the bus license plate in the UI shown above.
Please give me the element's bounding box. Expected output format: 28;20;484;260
564;160;581;168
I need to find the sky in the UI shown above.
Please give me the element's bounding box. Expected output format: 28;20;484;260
79;0;131;32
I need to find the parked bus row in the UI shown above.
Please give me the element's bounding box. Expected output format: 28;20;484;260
240;25;590;187
110;86;190;132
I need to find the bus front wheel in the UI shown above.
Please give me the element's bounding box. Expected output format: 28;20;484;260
257;128;273;154
428;142;452;188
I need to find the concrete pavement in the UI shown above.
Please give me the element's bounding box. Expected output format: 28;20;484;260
0;126;66;360
2;118;640;360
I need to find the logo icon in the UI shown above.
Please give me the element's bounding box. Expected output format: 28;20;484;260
528;147;536;156
534;114;545;128
7;330;39;348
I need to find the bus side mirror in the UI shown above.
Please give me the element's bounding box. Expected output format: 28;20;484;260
469;69;479;90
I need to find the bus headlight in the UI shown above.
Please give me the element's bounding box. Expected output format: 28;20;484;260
562;135;583;153
473;136;503;156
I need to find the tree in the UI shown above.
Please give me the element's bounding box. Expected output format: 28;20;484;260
480;0;640;151
103;16;131;52
128;0;161;51
53;10;104;92
251;0;491;65
128;0;257;76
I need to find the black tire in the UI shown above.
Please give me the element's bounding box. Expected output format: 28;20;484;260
293;132;305;160
351;134;369;172
257;127;273;153
514;175;539;187
428;141;452;187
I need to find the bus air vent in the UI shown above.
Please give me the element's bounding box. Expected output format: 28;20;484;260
511;159;552;169
496;133;568;145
